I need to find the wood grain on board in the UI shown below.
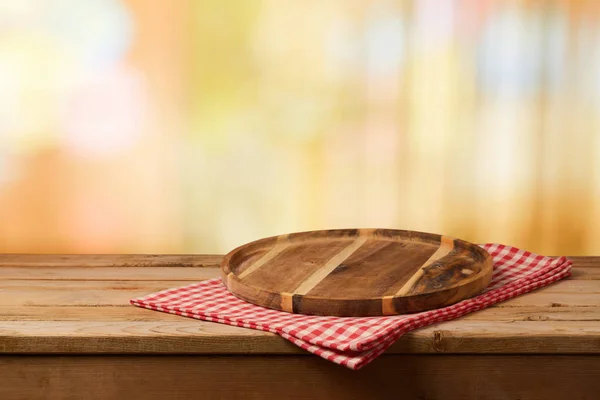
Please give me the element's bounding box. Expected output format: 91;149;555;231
221;229;493;316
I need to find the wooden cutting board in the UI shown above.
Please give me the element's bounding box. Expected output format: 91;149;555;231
220;229;493;317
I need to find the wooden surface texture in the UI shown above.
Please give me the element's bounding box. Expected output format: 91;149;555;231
0;253;598;355
1;253;599;399
221;229;493;316
1;355;599;400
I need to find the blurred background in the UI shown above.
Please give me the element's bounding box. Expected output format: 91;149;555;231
1;0;599;256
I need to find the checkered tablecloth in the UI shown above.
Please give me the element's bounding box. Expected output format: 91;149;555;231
130;244;572;370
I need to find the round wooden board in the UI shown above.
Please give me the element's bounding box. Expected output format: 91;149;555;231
220;229;493;317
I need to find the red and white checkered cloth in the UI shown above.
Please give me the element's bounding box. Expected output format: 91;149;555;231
130;244;571;370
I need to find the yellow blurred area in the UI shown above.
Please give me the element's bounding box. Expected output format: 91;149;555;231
1;0;600;256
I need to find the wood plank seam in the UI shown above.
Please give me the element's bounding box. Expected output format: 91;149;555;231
238;234;290;279
292;236;368;295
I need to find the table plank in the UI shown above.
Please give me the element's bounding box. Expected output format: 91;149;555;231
1;279;598;307
1;319;598;354
0;254;222;268
0;254;597;275
570;267;600;280
0;281;196;306
1;305;597;322
2;355;599;400
0;267;219;281
2;265;598;280
0;254;596;266
0;257;597;282
0;254;598;357
567;256;600;268
1;278;598;292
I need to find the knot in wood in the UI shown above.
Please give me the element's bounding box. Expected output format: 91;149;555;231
432;330;447;352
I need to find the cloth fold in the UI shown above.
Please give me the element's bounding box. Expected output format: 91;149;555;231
130;243;572;370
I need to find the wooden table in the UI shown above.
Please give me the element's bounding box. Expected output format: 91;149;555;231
1;255;598;399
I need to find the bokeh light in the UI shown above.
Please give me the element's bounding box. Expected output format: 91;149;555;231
1;0;600;256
